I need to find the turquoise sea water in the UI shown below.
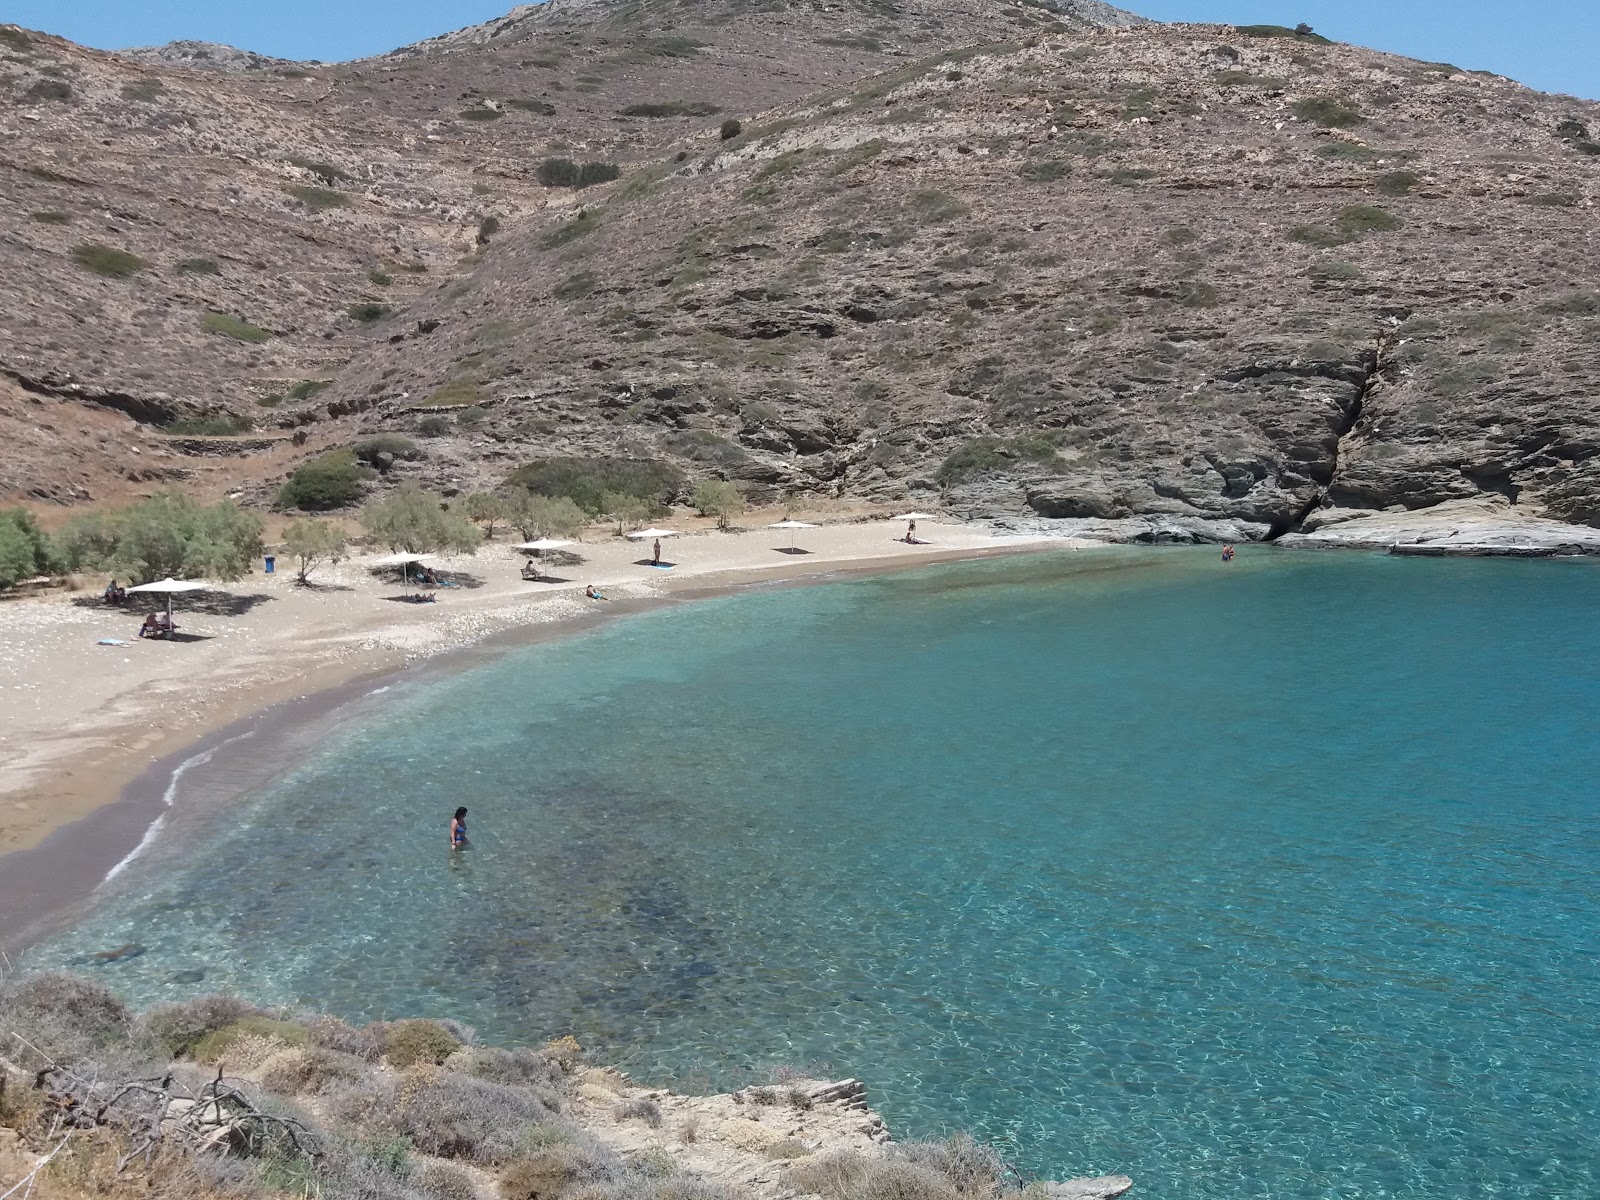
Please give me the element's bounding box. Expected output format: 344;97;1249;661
24;548;1600;1199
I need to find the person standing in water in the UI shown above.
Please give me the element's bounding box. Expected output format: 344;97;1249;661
450;806;468;851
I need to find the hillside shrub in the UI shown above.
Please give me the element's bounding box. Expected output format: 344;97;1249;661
506;456;684;515
56;492;262;582
0;508;57;590
1215;70;1284;88
620;100;720;118
720;118;743;140
25;79;72;103
666;429;747;467
348;302;390;323
1019;159;1070;182
288;184;348;211
360;484;482;554
1294;96;1363;127
162;413;254;435
536;158;620;188
1235;24;1333;44
1288;224;1349;248
937;436;1061;484
509;98;556;114
424;379;483;407
505;491;588;539
461;106;503;121
202;311;272;343
1335;204;1400;234
1314;141;1376;161
477;215;501;244
540;208;604;249
140;995;257;1057
1178;280;1220;307
500;1142;623;1198
1377;170;1421;196
192;1016;311;1065
286;155;350;184
390;1073;558;1164
385;1019;462;1068
178;257;221;274
0;972;131;1060
278;450;370;510
288;379;332;400
1526;192;1579;207
418;415;452;436
29;210;69;224
71;242;145;277
368;269;393;285
458;405;488;427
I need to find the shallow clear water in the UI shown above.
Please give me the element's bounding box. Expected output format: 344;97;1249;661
26;548;1600;1199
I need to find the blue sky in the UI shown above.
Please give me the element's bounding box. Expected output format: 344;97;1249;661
8;0;1599;99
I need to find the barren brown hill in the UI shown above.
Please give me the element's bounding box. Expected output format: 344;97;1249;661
6;6;1600;536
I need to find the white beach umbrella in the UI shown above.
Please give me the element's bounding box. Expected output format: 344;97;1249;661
625;528;680;540
891;512;939;521
768;519;818;551
125;577;210;620
370;552;429;585
514;539;575;552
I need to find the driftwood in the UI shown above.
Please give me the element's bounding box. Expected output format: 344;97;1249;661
2;1035;321;1176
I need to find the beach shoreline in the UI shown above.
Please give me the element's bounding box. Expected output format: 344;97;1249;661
0;518;1081;953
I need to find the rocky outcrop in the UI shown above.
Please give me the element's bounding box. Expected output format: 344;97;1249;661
1274;497;1600;554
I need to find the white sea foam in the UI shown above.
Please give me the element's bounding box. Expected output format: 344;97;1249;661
101;730;257;884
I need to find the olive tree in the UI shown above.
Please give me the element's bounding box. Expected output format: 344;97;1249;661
461;492;506;539
282;518;347;583
360;484;481;554
56;492;262;583
505;491;587;541
690;479;745;530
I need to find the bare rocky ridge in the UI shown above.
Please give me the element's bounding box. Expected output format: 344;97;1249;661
4;4;1600;538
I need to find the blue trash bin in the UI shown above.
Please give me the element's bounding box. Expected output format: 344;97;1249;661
264;555;275;574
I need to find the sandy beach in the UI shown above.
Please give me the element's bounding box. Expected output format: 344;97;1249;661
0;513;1071;866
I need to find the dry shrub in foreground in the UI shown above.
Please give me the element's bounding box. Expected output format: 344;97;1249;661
386;1019;463;1068
0;972;132;1060
390;1066;562;1163
140;995;257;1057
499;1141;623;1200
788;1150;964;1200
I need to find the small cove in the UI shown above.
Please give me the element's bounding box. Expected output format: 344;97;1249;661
22;547;1600;1199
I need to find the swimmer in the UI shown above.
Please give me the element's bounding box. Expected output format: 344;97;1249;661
450;806;468;851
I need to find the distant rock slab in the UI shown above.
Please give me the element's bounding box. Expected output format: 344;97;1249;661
1275;498;1600;556
1039;1175;1135;1200
994;514;1273;545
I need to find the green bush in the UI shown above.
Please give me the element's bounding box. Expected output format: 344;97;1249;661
361;484;482;554
202;311;272;343
1335;204;1400;234
936;436;1061;483
666;429;747;467
691;479;745;528
1235;24;1333;44
178;257;221;274
353;433;421;464
720;118;743;140
460;106;504;121
56;492;262;582
140;995;257;1057
1019;159;1070;182
458;405;488;427
0;973;131;1060
71;242;145;278
536;158;621;188
29;210;69;224
540;208;604;249
1294;96;1363;128
162;413;253;435
1307;259;1361;281
424;379;483;407
505;491;588;539
1288;224;1349;248
1178;280;1219;308
0;508;57;590
193;1016;312;1064
620;100;721;118
1526;192;1579;207
278;450;370;510
1314;142;1377;161
368;269;393;285
1377;170;1421;196
288;379;332;400
25;79;72;103
1215;70;1284;88
909;190;967;223
506;456;684;515
348;302;390;323
509;98;556;114
288;184;349;211
385;1019;462;1068
418;415;451;436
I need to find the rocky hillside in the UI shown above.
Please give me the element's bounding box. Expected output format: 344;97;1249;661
4;5;1600;534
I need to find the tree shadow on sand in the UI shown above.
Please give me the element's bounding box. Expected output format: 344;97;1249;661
73;592;275;617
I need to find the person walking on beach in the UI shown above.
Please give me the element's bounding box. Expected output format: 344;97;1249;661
450;806;468;851
652;538;662;566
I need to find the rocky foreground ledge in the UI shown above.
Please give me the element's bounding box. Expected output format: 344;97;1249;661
0;973;1131;1200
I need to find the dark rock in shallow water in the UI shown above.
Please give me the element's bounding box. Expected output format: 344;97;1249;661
91;943;146;964
170;969;205;984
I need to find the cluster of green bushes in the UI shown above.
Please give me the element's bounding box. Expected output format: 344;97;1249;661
202;311;273;343
937;436;1064;484
38;492;264;584
279;450;374;510
161;413;254;436
0;509;56;590
71;242;145;278
505;456;684;516
536;158;620;188
1235;23;1332;44
362;484;481;554
620;100;720;118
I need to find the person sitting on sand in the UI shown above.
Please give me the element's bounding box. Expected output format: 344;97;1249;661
104;579;126;605
585;584;609;601
450;806;468;851
905;520;917;543
139;612;162;638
